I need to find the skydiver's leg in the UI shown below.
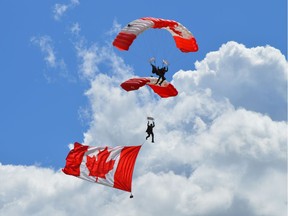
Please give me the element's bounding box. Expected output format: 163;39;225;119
146;134;150;140
155;76;161;84
151;133;154;143
158;76;166;86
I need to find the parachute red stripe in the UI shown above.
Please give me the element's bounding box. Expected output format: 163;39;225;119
147;83;178;98
173;36;198;52
120;78;150;91
113;32;137;51
141;17;178;29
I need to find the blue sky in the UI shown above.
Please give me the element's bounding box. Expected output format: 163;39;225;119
0;1;287;216
0;0;286;167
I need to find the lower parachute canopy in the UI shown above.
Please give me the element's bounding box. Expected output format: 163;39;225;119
120;77;178;98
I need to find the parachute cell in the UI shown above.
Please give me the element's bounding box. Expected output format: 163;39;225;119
113;17;198;53
120;77;178;98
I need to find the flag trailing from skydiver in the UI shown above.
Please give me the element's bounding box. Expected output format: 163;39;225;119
62;142;141;193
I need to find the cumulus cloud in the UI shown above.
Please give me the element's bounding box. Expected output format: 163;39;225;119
53;0;80;21
0;108;286;216
173;41;288;121
1;41;287;216
0;164;118;216
78;43;286;215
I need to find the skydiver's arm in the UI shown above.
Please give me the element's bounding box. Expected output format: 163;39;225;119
151;65;158;74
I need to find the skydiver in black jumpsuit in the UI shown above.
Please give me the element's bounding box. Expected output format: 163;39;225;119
149;58;168;86
146;121;155;143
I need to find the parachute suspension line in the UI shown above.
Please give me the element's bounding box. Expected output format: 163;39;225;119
147;32;158;65
152;29;163;65
144;103;156;124
150;30;173;79
144;29;166;67
159;31;169;64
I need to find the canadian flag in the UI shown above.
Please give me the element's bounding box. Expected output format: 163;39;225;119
62;142;141;192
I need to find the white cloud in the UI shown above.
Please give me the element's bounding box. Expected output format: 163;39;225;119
106;19;123;36
53;0;80;21
173;41;288;121
31;35;71;82
64;40;288;216
70;22;81;35
1;41;287;216
31;36;57;67
53;4;68;21
75;39;133;81
76;43;100;79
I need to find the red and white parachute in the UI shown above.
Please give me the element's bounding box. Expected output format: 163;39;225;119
113;17;198;53
120;77;178;98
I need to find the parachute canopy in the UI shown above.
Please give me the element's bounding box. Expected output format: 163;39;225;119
120;77;178;98
113;17;198;53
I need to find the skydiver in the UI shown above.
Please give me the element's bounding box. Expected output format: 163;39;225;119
145;121;155;143
149;58;169;86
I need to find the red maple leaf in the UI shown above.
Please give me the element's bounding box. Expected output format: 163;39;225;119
86;147;115;181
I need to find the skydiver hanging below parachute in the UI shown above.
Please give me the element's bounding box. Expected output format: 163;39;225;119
146;117;155;143
149;57;169;86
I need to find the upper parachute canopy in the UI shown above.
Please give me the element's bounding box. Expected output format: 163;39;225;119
121;77;178;98
113;17;198;53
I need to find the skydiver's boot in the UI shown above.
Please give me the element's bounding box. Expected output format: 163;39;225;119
159;79;164;86
155;77;161;85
